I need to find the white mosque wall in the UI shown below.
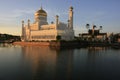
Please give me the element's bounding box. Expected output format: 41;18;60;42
22;6;74;41
30;30;57;41
57;22;68;30
41;24;56;30
30;22;39;30
57;29;74;40
39;21;48;28
24;27;30;41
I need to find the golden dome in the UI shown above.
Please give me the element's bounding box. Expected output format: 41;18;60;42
35;7;47;16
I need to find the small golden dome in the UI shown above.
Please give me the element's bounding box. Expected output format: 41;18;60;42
35;7;47;16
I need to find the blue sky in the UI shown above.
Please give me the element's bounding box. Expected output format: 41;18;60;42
0;0;120;36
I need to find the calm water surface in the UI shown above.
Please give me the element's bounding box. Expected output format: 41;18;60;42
0;44;120;80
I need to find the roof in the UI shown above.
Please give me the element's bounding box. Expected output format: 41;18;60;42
35;7;47;16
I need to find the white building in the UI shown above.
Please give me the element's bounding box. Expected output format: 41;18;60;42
21;6;74;41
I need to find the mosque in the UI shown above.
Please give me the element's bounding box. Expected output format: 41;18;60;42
21;6;74;41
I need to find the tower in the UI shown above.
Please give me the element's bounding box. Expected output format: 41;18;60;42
34;7;48;29
22;20;25;41
69;6;73;29
27;19;31;29
56;15;59;29
34;7;47;22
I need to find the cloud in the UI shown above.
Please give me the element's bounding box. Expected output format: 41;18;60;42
46;9;69;24
83;11;106;23
14;9;34;14
0;8;68;25
91;11;106;21
0;9;34;24
46;8;68;17
0;9;34;35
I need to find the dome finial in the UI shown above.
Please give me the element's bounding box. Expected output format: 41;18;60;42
40;4;43;10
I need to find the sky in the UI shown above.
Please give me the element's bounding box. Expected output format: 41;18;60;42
0;0;120;36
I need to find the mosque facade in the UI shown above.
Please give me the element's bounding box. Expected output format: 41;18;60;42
21;6;74;41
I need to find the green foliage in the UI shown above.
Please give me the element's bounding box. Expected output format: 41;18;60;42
0;34;20;42
56;35;61;41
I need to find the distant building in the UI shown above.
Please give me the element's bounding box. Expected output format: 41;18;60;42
79;25;107;41
113;33;120;43
21;6;74;41
118;38;120;43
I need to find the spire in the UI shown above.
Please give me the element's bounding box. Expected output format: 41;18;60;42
40;4;43;10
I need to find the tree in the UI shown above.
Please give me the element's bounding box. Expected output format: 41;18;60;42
56;35;61;41
86;24;90;29
100;26;102;30
93;25;97;29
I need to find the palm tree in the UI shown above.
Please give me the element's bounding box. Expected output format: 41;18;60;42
86;24;90;29
93;25;97;29
100;26;102;30
56;35;61;41
91;25;97;39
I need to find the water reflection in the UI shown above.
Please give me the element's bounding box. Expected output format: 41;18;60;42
55;49;73;80
0;45;120;80
87;47;108;54
22;46;73;80
87;47;108;63
0;43;13;47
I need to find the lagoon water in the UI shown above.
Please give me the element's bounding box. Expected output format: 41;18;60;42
0;44;120;80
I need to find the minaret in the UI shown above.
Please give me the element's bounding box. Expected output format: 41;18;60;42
28;19;30;29
22;20;24;28
56;15;59;29
22;20;24;41
69;6;73;29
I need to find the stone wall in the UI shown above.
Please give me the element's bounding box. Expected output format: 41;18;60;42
13;41;82;48
13;42;50;46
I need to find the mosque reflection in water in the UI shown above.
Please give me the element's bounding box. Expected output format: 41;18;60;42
0;44;120;80
21;46;73;80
